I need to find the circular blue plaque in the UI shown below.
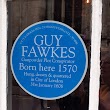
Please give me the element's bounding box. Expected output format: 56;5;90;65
11;21;88;100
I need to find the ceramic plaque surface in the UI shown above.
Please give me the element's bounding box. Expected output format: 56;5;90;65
11;21;88;100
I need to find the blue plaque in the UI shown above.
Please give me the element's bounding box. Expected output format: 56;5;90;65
11;21;88;100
